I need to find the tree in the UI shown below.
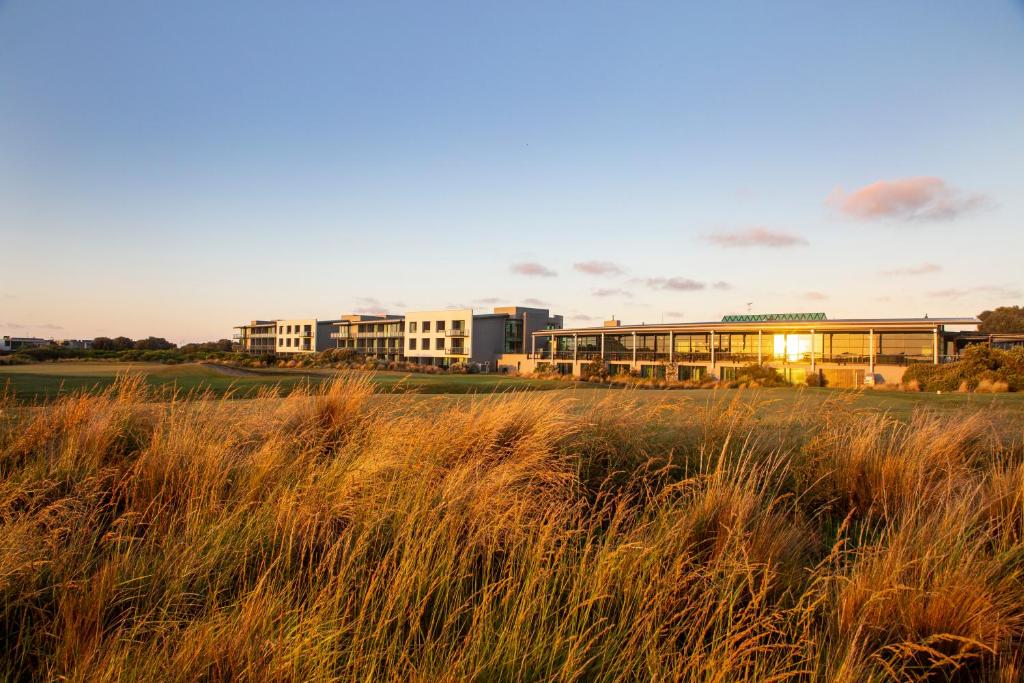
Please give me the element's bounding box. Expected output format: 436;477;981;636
133;337;176;350
979;306;1024;334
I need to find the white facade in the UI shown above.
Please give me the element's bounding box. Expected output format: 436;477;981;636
404;309;472;362
274;318;337;354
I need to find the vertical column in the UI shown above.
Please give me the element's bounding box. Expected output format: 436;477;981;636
869;328;875;375
601;333;605;360
631;331;637;368
669;330;674;363
933;327;939;364
757;330;762;365
573;333;578;363
531;333;535;358
710;330;716;367
551;334;556;362
810;329;816;373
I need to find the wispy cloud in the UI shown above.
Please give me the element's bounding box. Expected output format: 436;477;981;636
592;288;632;298
879;263;942;276
511;262;557;277
828;177;989;222
570;313;599;322
354;296;388;315
664;311;685;319
573;260;624;276
523;297;548;306
4;322;63;331
474;297;503;304
927;285;1021;300
711;281;732;290
644;277;706;292
801;291;829;301
703;227;808;248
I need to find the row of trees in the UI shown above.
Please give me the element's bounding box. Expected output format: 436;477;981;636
92;336;177;351
978;306;1024;334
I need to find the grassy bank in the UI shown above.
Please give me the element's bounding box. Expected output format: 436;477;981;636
2;375;1024;680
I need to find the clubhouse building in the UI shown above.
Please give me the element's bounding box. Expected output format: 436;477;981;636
511;312;994;386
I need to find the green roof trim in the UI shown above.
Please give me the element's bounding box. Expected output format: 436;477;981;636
721;312;828;323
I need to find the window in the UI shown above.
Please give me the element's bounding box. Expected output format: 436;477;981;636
422;338;430;350
503;319;523;353
423;321;431;333
409;322;417;333
677;365;705;381
409;338;417;350
304;324;312;335
640;364;666;379
436;321;446;332
878;333;933;359
674;334;710;354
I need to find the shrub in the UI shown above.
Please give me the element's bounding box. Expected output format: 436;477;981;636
903;345;1024;392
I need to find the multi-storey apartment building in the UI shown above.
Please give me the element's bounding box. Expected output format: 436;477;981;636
233;320;277;355
0;336;51;352
331;314;406;361
232;319;340;354
273;319;340;354
512;312;987;386
404;306;563;371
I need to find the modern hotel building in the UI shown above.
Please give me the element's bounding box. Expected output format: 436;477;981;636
511;313;987;386
233;305;563;370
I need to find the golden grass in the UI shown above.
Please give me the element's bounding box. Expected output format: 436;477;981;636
1;374;1023;681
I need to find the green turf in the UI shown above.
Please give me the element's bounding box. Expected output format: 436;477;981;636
0;362;573;402
2;363;1023;422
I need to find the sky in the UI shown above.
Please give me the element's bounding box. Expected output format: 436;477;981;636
1;1;1022;343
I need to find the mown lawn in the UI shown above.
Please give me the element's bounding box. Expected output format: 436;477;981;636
2;362;1023;423
0;362;574;402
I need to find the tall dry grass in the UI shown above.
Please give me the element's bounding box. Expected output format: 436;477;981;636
1;375;1023;681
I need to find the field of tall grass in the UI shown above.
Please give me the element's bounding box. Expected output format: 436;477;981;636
2;374;1023;681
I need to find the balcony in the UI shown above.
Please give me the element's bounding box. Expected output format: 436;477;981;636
445;328;468;337
330;332;352;339
447;347;468;355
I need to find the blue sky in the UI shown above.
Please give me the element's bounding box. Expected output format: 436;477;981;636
1;1;1022;342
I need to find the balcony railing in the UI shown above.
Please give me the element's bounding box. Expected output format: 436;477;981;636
673;352;712;362
715;352;760;363
447;347;468;355
445;328;468;337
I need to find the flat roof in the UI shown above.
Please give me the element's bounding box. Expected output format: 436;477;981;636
533;317;979;337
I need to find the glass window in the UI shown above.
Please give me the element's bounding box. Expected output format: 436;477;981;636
673;334;710;354
423;321;431;333
879;332;933;358
422;338;430;350
409;338;417;350
409;322;417;333
436;321;445;331
678;365;705;381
